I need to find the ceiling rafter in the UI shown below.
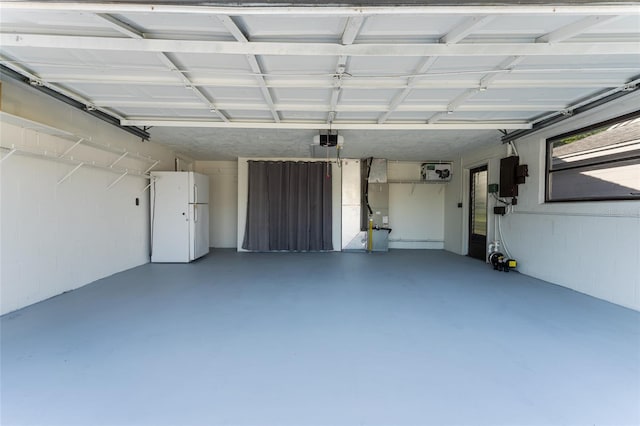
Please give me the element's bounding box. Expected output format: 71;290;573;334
377;57;438;124
94;13;144;39
32;73;635;90
429;12;627;124
536;15;621;43
217;15;280;123
92;99;566;112
154;53;229;122
3;34;638;57
120;119;532;131
428;56;524;124
379;14;495;125
439;15;494;44
426;12;621;124
330;15;366;124
1;2;637;16
93;13;229;122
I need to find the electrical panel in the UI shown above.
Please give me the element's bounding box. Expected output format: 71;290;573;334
420;162;452;182
499;156;519;197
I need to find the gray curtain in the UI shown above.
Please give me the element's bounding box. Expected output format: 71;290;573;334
242;161;333;251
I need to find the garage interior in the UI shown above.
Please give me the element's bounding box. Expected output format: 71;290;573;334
1;1;639;425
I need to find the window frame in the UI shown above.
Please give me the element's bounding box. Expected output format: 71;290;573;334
545;110;640;203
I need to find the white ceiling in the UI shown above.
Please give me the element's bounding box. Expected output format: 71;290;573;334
1;2;639;160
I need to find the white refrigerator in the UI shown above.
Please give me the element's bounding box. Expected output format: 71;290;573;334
150;171;210;263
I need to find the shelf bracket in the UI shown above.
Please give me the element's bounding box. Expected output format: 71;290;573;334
57;162;84;184
0;148;17;164
144;160;159;174
107;171;128;189
59;138;84;158
140;181;153;194
109;151;129;168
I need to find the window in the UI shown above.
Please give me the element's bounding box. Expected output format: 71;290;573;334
546;111;640;202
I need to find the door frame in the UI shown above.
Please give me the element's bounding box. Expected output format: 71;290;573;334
468;164;488;261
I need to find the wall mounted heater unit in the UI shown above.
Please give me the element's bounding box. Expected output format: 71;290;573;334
421;162;452;182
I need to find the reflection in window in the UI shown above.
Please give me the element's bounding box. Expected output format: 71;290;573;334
472;170;487;236
547;112;640;201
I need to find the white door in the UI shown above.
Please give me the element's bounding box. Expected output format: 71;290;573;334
190;204;210;260
151;172;190;262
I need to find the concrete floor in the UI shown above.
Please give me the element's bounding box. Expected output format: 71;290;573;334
1;249;639;426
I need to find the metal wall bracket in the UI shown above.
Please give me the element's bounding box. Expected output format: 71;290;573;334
107;171;128;189
0;147;17;164
57;162;84;185
109;151;129;168
59;138;84;158
144;160;159;174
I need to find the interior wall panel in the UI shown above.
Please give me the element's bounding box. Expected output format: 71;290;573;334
0;80;176;315
444;91;640;311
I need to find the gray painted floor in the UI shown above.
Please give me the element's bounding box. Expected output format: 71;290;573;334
1;249;639;426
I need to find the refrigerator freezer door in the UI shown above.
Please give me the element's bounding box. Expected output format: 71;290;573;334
190;204;210;260
150;172;190;263
188;172;210;204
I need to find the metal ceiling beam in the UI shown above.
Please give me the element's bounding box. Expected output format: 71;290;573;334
154;52;229;122
330;16;366;123
536;15;620;43
218;15;280;122
377;56;438;124
479;55;525;88
429;56;525;124
2;3;637;16
94;13;144;39
3;34;638;57
379;14;497;124
341;16;365;45
439;15;493;44
35;73;635;90
93;99;565;112
93;13;229;122
120;119;532;130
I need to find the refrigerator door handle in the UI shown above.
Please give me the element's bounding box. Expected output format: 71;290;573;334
194;184;198;204
194;205;198;223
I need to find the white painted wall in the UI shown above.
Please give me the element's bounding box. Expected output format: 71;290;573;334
237;157;342;251
444;91;640;310
0;80;176;315
387;161;446;249
443;158;464;253
194;161;238;248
